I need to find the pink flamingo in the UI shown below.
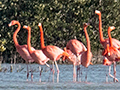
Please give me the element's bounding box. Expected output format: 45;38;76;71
8;20;35;81
80;23;93;82
66;39;87;81
63;23;92;82
102;26;120;82
38;23;70;83
103;57;118;82
23;25;50;82
63;47;79;82
95;10;120;82
95;10;120;49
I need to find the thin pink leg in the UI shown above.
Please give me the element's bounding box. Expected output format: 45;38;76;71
109;65;118;82
55;61;59;83
52;62;55;83
26;63;29;81
73;63;76;82
39;66;41;82
113;61;118;82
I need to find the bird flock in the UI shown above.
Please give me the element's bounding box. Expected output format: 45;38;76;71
8;10;120;83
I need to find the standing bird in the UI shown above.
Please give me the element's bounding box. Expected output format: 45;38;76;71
23;25;50;82
103;57;118;82
95;10;120;82
38;23;70;83
102;26;120;82
65;37;87;81
80;23;93;82
64;23;92;82
8;20;35;81
95;10;120;49
63;47;79;82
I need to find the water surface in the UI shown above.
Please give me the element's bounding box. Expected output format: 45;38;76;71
0;64;120;90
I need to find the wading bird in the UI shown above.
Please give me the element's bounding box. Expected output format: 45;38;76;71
95;10;120;82
8;20;35;81
65;39;87;82
102;26;120;82
23;25;50;82
63;23;92;82
95;10;120;49
38;23;70;83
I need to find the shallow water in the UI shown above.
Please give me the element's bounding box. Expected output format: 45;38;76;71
0;64;120;90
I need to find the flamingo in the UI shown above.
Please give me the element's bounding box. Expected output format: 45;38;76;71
95;10;120;49
103;57;118;82
66;39;87;82
102;26;120;82
63;47;79;82
23;25;50;82
65;35;87;81
8;20;35;81
80;23;93;82
95;10;120;82
64;23;92;82
38;23;70;83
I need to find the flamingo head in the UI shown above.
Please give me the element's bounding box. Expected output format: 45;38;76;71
95;10;101;15
38;23;42;27
23;25;31;31
109;26;115;32
83;23;90;27
8;20;18;27
103;57;112;66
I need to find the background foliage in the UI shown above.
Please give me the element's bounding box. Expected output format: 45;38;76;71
0;0;120;63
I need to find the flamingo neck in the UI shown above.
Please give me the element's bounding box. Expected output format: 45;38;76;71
27;28;33;54
98;13;105;43
84;26;91;53
39;25;45;49
108;28;113;47
13;22;20;46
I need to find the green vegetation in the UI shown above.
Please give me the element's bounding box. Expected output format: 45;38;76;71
0;0;120;64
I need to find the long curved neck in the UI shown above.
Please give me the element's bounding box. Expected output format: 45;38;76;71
39;25;45;49
27;28;33;54
84;26;91;53
108;28;112;47
13;22;20;46
98;13;105;43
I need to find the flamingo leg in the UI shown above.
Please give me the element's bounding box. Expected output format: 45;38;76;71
77;65;82;82
55;61;59;83
106;66;108;82
76;65;79;81
113;61;118;82
109;64;118;82
39;66;41;82
26;62;29;81
85;67;88;82
52;61;55;83
30;64;33;81
73;63;76;82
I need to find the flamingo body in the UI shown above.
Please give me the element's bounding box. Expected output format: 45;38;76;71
30;50;49;65
81;51;92;67
42;45;64;61
66;39;87;56
9;20;35;63
23;25;49;65
16;45;35;63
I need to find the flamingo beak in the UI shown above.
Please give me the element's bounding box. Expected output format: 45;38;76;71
8;22;12;27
